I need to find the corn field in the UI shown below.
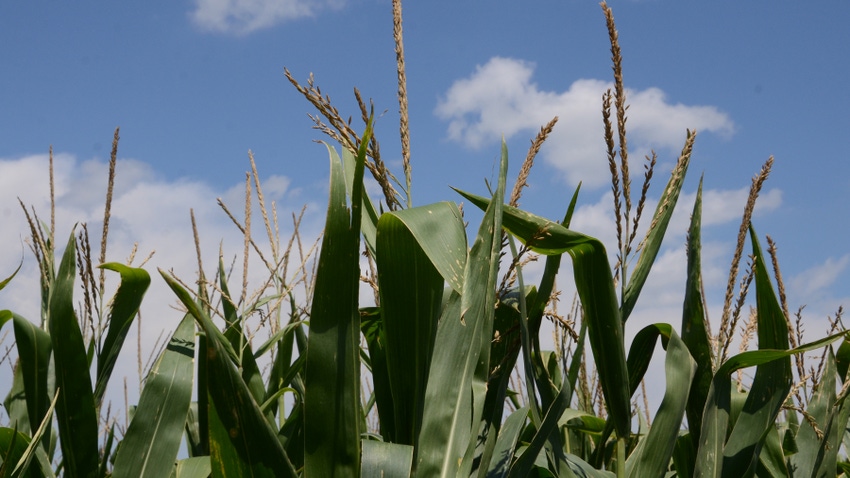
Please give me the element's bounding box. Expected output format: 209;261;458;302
1;2;848;477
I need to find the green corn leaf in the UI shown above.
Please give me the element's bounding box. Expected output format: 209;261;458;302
836;338;850;382
169;457;211;478
360;440;414;477
416;141;507;476
10;314;52;451
625;324;696;478
2;366;29;438
680;178;713;447
694;330;848;477
787;347;836;475
375;202;464;444
111;313;195;478
360;307;396;442
0;426;49;478
217;259;265;409
0;259;21;291
560;409;607;435
455;189;631;440
503;235;571;477
486;407;529;478
207;395;246;478
452;188;592;256
537;185;580;407
304;125;372;477
720;227;792;475
341;145;381;256
261;295;302;421
94;262;151;407
6;389;58;478
620;131;693;322
379;201;467;293
160;271;297;478
507;382;573;478
810;347;850;477
755;424;788;477
672;434;696;478
473;287;536;478
48;232;99;478
253;318;303;359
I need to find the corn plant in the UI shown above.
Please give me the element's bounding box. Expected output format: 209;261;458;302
3;1;850;477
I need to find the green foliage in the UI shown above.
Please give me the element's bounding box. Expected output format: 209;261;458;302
1;4;848;478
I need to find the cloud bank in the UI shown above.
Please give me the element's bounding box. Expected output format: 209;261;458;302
436;57;735;188
190;0;346;34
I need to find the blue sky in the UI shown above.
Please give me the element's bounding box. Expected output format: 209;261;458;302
1;1;848;410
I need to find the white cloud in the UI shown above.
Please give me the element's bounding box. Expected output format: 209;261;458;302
789;254;850;301
190;0;346;34
435;57;735;188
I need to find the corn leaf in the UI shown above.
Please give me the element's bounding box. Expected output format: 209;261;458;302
48;232;99;478
2;366;29;439
720;227;792;474
507;382;574;478
360;307;396;440
161;271;297;477
836;338;850;382
0;427;47;478
360;440;414;477
94;263;150;406
0;260;21;292
786;347;834;475
4;389;58;478
755;425;787;477
694;331;848;477
303;127;371;477
217;259;265;409
375;202;464;444
111;313;195;478
625;324;696;478
486;407;529;478
474;287;536;478
10;315;52;451
416;141;506;476
341;145;381;256
169;457;211;478
680;178;713;447
620;131;693;322
206;396;246;478
810;348;850;477
455;189;631;440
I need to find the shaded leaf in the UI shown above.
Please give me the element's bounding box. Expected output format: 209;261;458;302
626;324;696;478
302;129;371;477
94;263;150;406
416;141;507;476
11;315;52;451
161;271;297;478
376;203;462;444
48;232;99;478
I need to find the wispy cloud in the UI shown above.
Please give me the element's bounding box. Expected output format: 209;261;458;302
435;57;735;188
190;0;346;35
789;254;850;301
